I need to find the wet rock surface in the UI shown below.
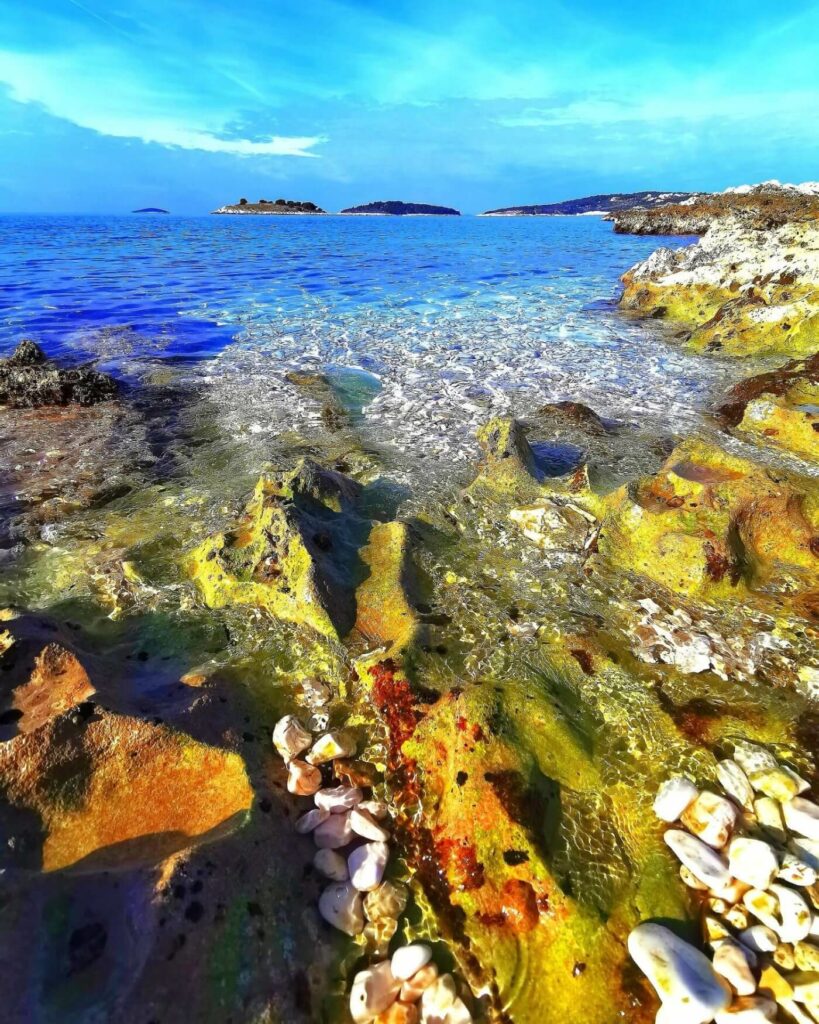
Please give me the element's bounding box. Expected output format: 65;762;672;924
0;340;118;408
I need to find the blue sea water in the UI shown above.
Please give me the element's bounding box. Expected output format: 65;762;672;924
0;213;729;477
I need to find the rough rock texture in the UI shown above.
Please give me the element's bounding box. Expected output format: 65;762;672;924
716;352;819;461
595;438;819;607
620;216;819;358
609;181;819;235
0;340;118;408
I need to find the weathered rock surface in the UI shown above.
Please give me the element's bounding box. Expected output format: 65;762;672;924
0;340;118;407
620;216;819;358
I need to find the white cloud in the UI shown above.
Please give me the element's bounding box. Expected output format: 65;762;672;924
0;49;323;157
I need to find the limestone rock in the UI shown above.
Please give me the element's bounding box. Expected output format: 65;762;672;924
654;776;700;822
717;760;755;811
307;730;357;764
755;798;787;843
712;939;757;996
295;807;330;833
315;785;363;813
349;841;390;891
350;806;391;841
314;811;354;849
364;880;408;922
682;791;738;848
391;944;433;981
318;882;364;935
0;341;118;408
749;766;810;802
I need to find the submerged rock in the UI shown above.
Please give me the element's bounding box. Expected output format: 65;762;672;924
0;340;118;408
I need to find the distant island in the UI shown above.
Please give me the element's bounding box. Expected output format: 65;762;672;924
340;201;460;216
133;207;169;213
213;198;325;215
481;191;698;216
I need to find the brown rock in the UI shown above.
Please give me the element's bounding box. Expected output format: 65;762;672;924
10;643;95;734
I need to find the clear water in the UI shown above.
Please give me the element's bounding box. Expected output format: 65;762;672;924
0;214;729;483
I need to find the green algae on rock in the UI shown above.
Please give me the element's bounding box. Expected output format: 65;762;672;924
620;216;819;359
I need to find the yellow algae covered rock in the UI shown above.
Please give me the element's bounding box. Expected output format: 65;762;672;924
620;217;819;359
8;643;96;735
468;416;545;500
189;458;369;638
355;520;419;656
716;352;819;462
0;705;252;872
596;439;819;602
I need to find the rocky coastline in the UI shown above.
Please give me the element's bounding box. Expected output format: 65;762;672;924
0;188;818;1024
213;197;325;214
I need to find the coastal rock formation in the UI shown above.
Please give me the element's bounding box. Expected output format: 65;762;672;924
482;190;697;217
716;353;819;461
212;197;324;214
0;340;118;408
340;201;460;216
620;216;819;358
609;180;819;235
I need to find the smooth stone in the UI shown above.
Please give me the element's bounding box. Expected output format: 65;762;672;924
287;758;322;796
710;877;751;905
717;760;755;810
682;791;738;849
724;905;750;930
774;943;796;970
351;807;392;841
350;961;400;1023
364;880;409;922
739;925;779;953
770;884;813;942
795;942;819;971
315;785;363;813
728;837;779;889
273;714;312;761
420;974;458;1019
295;807;330;833
713;939;757;996
779;852;817;887
349;841;390;892
627;923;730;1022
318;882;364;936
306;730;357;764
783;798;819;841
733;742;778;776
704;914;731;944
314;848;349;881
665;829;732;889
790;838;819;872
681;865;710;890
314;811;354;849
375;1003;420;1024
360;799;390;820
754;797;787;842
400;963;439;1002
749;766;810;802
714;996;777;1022
391;944;433;981
654;776;699;822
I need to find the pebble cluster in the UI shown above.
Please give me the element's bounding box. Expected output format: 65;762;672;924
630;740;819;1024
272;715;474;1024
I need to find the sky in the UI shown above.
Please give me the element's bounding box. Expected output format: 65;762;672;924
1;0;818;214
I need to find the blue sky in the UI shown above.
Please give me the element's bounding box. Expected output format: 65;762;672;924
1;0;818;213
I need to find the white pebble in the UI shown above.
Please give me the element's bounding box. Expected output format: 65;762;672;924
754;797;787;842
420;974;459;1017
681;791;738;849
315;786;363;813
654;776;699;822
349;961;400;1023
350;807;391;841
680;865;710;890
714;996;777;1022
306;730;357;764
738;925;779;953
295;807;330;834
314;848;348;881
749;765;810;802
733;742;778;776
287;759;322;796
664;829;732;889
349;841;390;892
790;837;819;871
728;837;779;889
782;797;819;841
778;852;817;887
359;799;389;820
712;939;757;996
314;812;354;849
627;923;730;1023
272;714;312;761
717;760;754;810
318;882;364;935
391;943;433;981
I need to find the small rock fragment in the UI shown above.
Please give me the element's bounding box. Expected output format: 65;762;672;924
359;799;390;820
351;807;391;841
314;848;349;881
681;865;710;890
420;974;458;1018
349;841;390;892
307;730;357;764
790;838;819;872
739;925;779;953
795;941;819;971
273;715;312;761
717;760;755;811
654;776;699;822
713;939;757;996
778;852;817;887
682;791;738;849
315;785;363;813
749;766;810;802
754;797;787;842
400;963;439;1002
391;943;433;981
314;811;354;849
783;798;819;842
714;996;777;1022
374;1002;419;1024
318;882;364;936
728;837;779;889
287;758;322;796
350;961;400;1023
295;807;330;833
733;742;778;776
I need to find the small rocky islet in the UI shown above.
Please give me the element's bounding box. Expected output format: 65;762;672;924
0;182;817;1024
